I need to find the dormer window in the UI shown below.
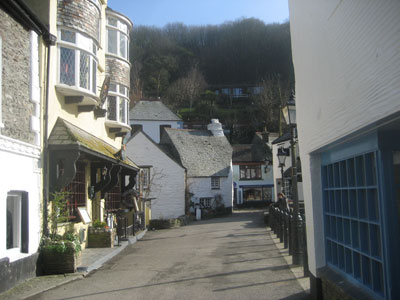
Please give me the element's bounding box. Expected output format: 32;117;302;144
106;17;129;60
58;29;98;96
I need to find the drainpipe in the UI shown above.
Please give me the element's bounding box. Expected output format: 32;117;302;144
42;33;56;236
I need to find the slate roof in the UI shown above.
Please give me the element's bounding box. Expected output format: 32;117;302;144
126;130;184;169
232;143;272;163
161;128;232;177
271;131;292;144
129;100;182;121
48;118;138;169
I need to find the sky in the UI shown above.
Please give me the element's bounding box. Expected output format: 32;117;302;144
107;0;289;28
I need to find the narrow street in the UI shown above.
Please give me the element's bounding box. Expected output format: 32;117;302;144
29;211;309;300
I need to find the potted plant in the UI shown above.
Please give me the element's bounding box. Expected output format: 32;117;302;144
88;219;116;248
39;192;82;275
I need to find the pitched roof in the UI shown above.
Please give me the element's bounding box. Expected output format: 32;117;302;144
272;131;292;144
129;100;182;121
161;128;232;177
126;130;184;169
48;118;138;169
232;144;271;163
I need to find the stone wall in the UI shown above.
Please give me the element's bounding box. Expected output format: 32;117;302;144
0;9;35;144
57;0;100;42
0;254;39;293
105;56;130;87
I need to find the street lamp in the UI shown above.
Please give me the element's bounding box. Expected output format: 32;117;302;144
277;147;288;194
282;91;303;265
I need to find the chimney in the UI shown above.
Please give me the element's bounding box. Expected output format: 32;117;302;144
207;119;224;137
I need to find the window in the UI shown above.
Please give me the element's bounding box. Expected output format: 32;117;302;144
200;198;213;208
105;184;121;212
211;177;220;189
64;162;86;219
322;152;384;297
141;168;150;190
239;165;262;180
6;191;28;253
106;16;129;60
106;83;129;125
58;29;97;94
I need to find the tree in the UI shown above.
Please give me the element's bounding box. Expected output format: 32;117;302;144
166;65;207;110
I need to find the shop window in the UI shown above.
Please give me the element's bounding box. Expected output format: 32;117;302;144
322;151;384;297
105;184;121;212
64;162;86;219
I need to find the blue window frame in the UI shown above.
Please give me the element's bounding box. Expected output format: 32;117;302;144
322;151;385;298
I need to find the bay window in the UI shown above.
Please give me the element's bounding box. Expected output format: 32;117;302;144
106;16;129;60
106;83;129;125
58;29;97;95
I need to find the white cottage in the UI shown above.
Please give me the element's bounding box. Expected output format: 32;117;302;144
125;131;186;220
289;1;400;299
160;119;233;214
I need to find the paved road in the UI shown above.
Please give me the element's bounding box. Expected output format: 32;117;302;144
29;210;309;300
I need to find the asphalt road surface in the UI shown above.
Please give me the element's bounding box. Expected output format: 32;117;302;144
29;210;309;300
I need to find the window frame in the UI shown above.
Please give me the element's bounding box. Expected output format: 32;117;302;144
239;165;262;180
57;28;98;95
322;150;385;298
200;197;213;208
211;176;220;189
63;162;87;220
106;17;129;61
106;83;129;125
6;191;28;254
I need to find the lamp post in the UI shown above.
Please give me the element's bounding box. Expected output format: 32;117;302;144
277;147;288;194
282;91;303;265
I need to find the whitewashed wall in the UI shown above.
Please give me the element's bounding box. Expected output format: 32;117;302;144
232;164;274;204
188;170;233;209
0;136;41;262
129;120;183;143
289;0;400;275
126;132;186;219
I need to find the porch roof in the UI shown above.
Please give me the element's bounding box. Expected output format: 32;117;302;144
48;118;138;170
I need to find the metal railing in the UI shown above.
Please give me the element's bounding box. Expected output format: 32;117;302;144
268;205;309;277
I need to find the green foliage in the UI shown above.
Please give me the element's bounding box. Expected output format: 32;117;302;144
41;191;81;254
40;231;81;254
49;191;70;237
92;219;107;229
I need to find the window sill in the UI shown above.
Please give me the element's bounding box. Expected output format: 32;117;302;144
55;84;99;107
6;248;31;263
105;119;131;133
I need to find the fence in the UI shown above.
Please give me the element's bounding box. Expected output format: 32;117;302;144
268;205;309;277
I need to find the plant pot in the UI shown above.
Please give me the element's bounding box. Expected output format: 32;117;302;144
87;227;116;248
40;247;81;275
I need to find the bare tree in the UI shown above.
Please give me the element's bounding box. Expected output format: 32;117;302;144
166;65;207;109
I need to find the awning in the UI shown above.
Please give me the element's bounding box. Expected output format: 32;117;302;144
48;118;138;192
